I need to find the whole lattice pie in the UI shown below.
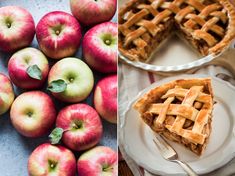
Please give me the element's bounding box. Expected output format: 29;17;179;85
119;0;235;61
134;78;213;155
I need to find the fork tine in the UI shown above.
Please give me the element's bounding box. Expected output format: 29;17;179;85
153;135;178;159
154;135;168;150
153;135;198;176
155;135;177;152
153;138;162;151
153;135;168;153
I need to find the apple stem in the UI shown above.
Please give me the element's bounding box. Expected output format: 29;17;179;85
104;39;111;45
69;78;74;83
48;160;57;171
72;123;81;129
55;30;60;35
103;166;113;172
27;112;33;118
72;121;83;130
72;124;77;129
7;23;11;28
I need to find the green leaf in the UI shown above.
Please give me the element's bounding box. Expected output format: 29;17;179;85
49;127;64;145
47;79;67;93
26;65;42;80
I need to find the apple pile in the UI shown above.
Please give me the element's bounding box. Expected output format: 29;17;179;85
0;0;117;175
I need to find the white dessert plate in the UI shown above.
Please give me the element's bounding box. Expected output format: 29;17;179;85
120;74;235;175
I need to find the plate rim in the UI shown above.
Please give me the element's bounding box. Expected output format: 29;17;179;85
119;51;217;72
118;39;235;73
119;74;235;175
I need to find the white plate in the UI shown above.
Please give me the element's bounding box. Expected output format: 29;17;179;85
120;74;235;175
119;51;219;73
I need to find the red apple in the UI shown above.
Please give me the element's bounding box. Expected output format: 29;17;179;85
8;47;49;89
28;143;76;176
54;104;102;151
0;73;14;115
94;75;117;123
77;146;118;176
83;22;117;73
0;6;35;52
36;11;82;59
10;91;56;137
70;0;116;26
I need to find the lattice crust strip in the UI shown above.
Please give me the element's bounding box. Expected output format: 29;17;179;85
119;0;235;61
176;0;227;47
146;85;212;145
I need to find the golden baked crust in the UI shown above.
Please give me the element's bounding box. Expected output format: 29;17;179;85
134;78;213;155
119;0;235;61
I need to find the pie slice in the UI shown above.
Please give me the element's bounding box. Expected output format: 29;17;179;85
133;78;214;155
119;0;235;61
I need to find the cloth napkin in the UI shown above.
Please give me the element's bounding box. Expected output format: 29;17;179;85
118;63;235;176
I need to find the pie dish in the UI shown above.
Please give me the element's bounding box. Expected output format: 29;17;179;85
133;78;214;155
119;0;235;61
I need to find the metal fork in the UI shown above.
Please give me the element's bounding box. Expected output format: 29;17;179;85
153;135;198;176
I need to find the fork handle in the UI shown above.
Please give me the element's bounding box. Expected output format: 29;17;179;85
175;160;198;176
